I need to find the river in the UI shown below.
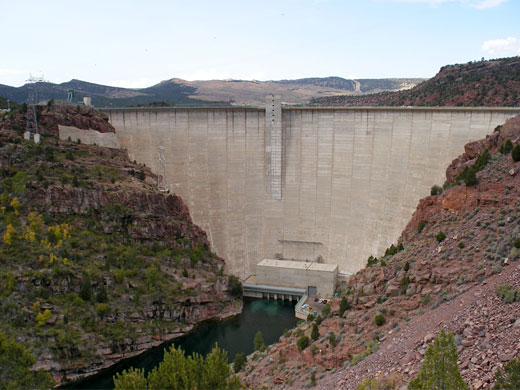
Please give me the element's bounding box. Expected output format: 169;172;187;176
66;298;297;389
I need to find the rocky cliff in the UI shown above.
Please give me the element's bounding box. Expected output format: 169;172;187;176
239;114;520;389
311;56;520;107
0;107;241;385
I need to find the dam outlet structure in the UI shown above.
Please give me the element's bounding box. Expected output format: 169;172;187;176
94;99;520;291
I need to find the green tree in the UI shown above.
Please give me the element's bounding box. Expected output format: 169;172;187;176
436;231;446;243
233;353;247;373
229;275;243;298
374;314;385;326
201;345;232;390
339;296;350;317
254;331;266;352
495;358;520;389
311;323;320;341
512;144;520;162
148;345;195;389
114;368;147;390
408;329;468;390
297;335;310;351
0;331;55;390
463;167;478;186
79;275;92;301
321;303;331;317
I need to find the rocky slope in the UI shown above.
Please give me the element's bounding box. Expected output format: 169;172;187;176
311;56;520;107
239;115;520;389
0;106;241;385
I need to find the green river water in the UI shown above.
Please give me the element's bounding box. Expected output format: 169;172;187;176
66;298;297;389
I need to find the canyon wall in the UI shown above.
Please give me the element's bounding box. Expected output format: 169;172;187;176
104;107;520;277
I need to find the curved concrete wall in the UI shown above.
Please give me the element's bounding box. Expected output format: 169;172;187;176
105;107;520;277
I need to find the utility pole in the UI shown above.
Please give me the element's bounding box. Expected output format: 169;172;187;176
25;74;47;143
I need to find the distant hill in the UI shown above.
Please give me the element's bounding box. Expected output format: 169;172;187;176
0;76;425;108
311;56;520;107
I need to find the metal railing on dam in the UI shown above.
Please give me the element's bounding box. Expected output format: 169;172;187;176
101;105;520;279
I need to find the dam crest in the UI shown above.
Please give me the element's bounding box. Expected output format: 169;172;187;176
97;101;520;280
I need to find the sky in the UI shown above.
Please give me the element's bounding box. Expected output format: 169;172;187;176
1;0;519;88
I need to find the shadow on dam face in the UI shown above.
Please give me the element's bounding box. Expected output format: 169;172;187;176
101;106;520;278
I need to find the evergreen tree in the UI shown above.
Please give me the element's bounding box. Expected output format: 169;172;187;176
311;323;320;341
408;329;468;390
114;368;147;390
233;353;247;373
495;358;520;389
339;296;350;317
0;331;55;390
254;331;266;352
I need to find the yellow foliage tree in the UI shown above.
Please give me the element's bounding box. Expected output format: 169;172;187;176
2;224;16;245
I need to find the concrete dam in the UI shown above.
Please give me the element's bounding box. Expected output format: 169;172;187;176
101;102;520;279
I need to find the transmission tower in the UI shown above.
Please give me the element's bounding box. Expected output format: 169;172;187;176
157;144;168;192
25;75;47;136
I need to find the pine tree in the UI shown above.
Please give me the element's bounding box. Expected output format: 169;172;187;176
408;329;468;390
495;358;520;389
311;323;320;341
254;331;266;352
339;296;350;317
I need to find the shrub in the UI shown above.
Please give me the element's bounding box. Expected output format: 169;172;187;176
436;231;446;242
321;303;331;317
496;284;520;303
431;185;443;196
408;329;468;390
95;303;108;316
233;353;247;373
464;167;478;186
495;357;520;389
339;296;350;317
500;139;513;154
403;261;410;272
458;242;465;249
79;276;92;301
356;374;403;390
114;368;147;390
512;144;520;162
307;313;315;322
0;331;55;389
315;315;323;325
297;336;310;351
328;332;337;347
311;323;320;341
366;255;378;267
229;275;243;298
374;314;385;326
254;331;266;352
514;238;520;249
418;220;427;233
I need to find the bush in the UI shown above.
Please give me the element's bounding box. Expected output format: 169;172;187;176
321;303;331;317
417;220;427;233
403;261;410;272
229;275;242;298
374;314;385;326
114;368;147;390
408;329;468;390
431;185;443;196
496;284;520;303
500;139;513;154
311;323;320;341
0;331;55;389
307;313;315;322
436;231;446;242
95;303;108;316
233;353;247;373
458;242;465;249
366;255;378;267
328;332;337;347
356;374;403;390
464;167;478;186
79;276;92;301
512;144;520;162
315;315;323;325
514;238;520;249
495;357;520;389
297;336;310;351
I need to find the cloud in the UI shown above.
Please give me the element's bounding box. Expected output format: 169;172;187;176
481;37;520;56
381;0;508;8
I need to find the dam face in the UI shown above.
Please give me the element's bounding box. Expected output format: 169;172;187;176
104;106;520;278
